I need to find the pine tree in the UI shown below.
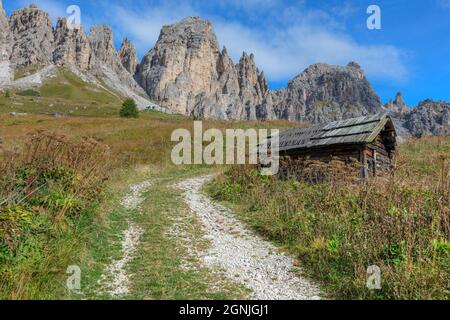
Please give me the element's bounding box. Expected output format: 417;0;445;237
119;98;139;118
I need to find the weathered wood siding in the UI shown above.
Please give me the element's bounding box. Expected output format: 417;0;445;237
281;133;394;180
282;145;360;161
367;135;394;175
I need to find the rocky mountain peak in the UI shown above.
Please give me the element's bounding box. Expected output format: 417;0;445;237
384;92;407;113
138;16;221;115
9;4;54;66
159;16;218;50
394;92;407;111
88;25;118;66
401;100;450;137
237;51;268;99
222;46;228;56
347;61;361;69
53;18;91;70
87;25;145;98
217;46;233;75
347;61;364;79
119;38;139;75
138;16;273;119
0;0;6;20
276;62;382;122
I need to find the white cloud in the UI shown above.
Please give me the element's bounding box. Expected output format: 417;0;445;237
215;19;408;82
102;1;198;55
438;0;450;8
215;5;409;82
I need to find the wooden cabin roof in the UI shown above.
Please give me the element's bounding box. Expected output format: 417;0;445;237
275;113;396;152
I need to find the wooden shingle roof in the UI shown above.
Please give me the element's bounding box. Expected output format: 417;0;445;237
275;113;396;152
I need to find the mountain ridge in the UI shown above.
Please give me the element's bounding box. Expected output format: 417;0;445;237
0;3;448;137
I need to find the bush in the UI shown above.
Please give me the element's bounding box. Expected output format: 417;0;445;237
119;98;139;118
4;90;10;98
0;132;109;298
17;89;40;97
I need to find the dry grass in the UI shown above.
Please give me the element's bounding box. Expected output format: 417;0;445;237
0;114;296;168
0;112;296;299
209;137;450;300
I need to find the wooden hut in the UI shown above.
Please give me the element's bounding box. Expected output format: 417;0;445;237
274;114;397;179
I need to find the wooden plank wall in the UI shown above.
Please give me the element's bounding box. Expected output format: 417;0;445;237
367;135;393;175
281;133;395;180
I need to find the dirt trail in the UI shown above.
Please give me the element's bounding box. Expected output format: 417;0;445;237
99;180;154;297
177;176;322;300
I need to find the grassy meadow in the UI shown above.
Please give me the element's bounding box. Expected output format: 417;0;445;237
0;104;292;299
0;69;448;299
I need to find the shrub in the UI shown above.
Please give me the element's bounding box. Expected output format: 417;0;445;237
0;132;109;246
17;89;40;97
119;98;139;118
0;131;109;298
4;90;10;98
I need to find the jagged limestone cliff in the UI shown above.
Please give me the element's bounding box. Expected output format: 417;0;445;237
9;4;54;67
137;17;269;120
53;18;91;70
119;38;139;75
137;17;382;122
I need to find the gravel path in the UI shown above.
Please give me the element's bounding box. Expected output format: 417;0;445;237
120;180;155;211
177;176;322;300
99;179;154;297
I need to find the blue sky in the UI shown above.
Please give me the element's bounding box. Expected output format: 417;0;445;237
4;0;450;106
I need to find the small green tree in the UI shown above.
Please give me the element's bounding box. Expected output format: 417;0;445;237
4;90;10;98
119;98;139;118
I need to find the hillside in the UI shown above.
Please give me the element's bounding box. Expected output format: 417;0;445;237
0;2;159;110
0;68;126;117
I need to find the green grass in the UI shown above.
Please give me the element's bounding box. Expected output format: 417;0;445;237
0;133;109;299
40;69;118;104
400;137;450;175
0;202;103;300
0;68;125;117
17;89;41;97
14;65;42;80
